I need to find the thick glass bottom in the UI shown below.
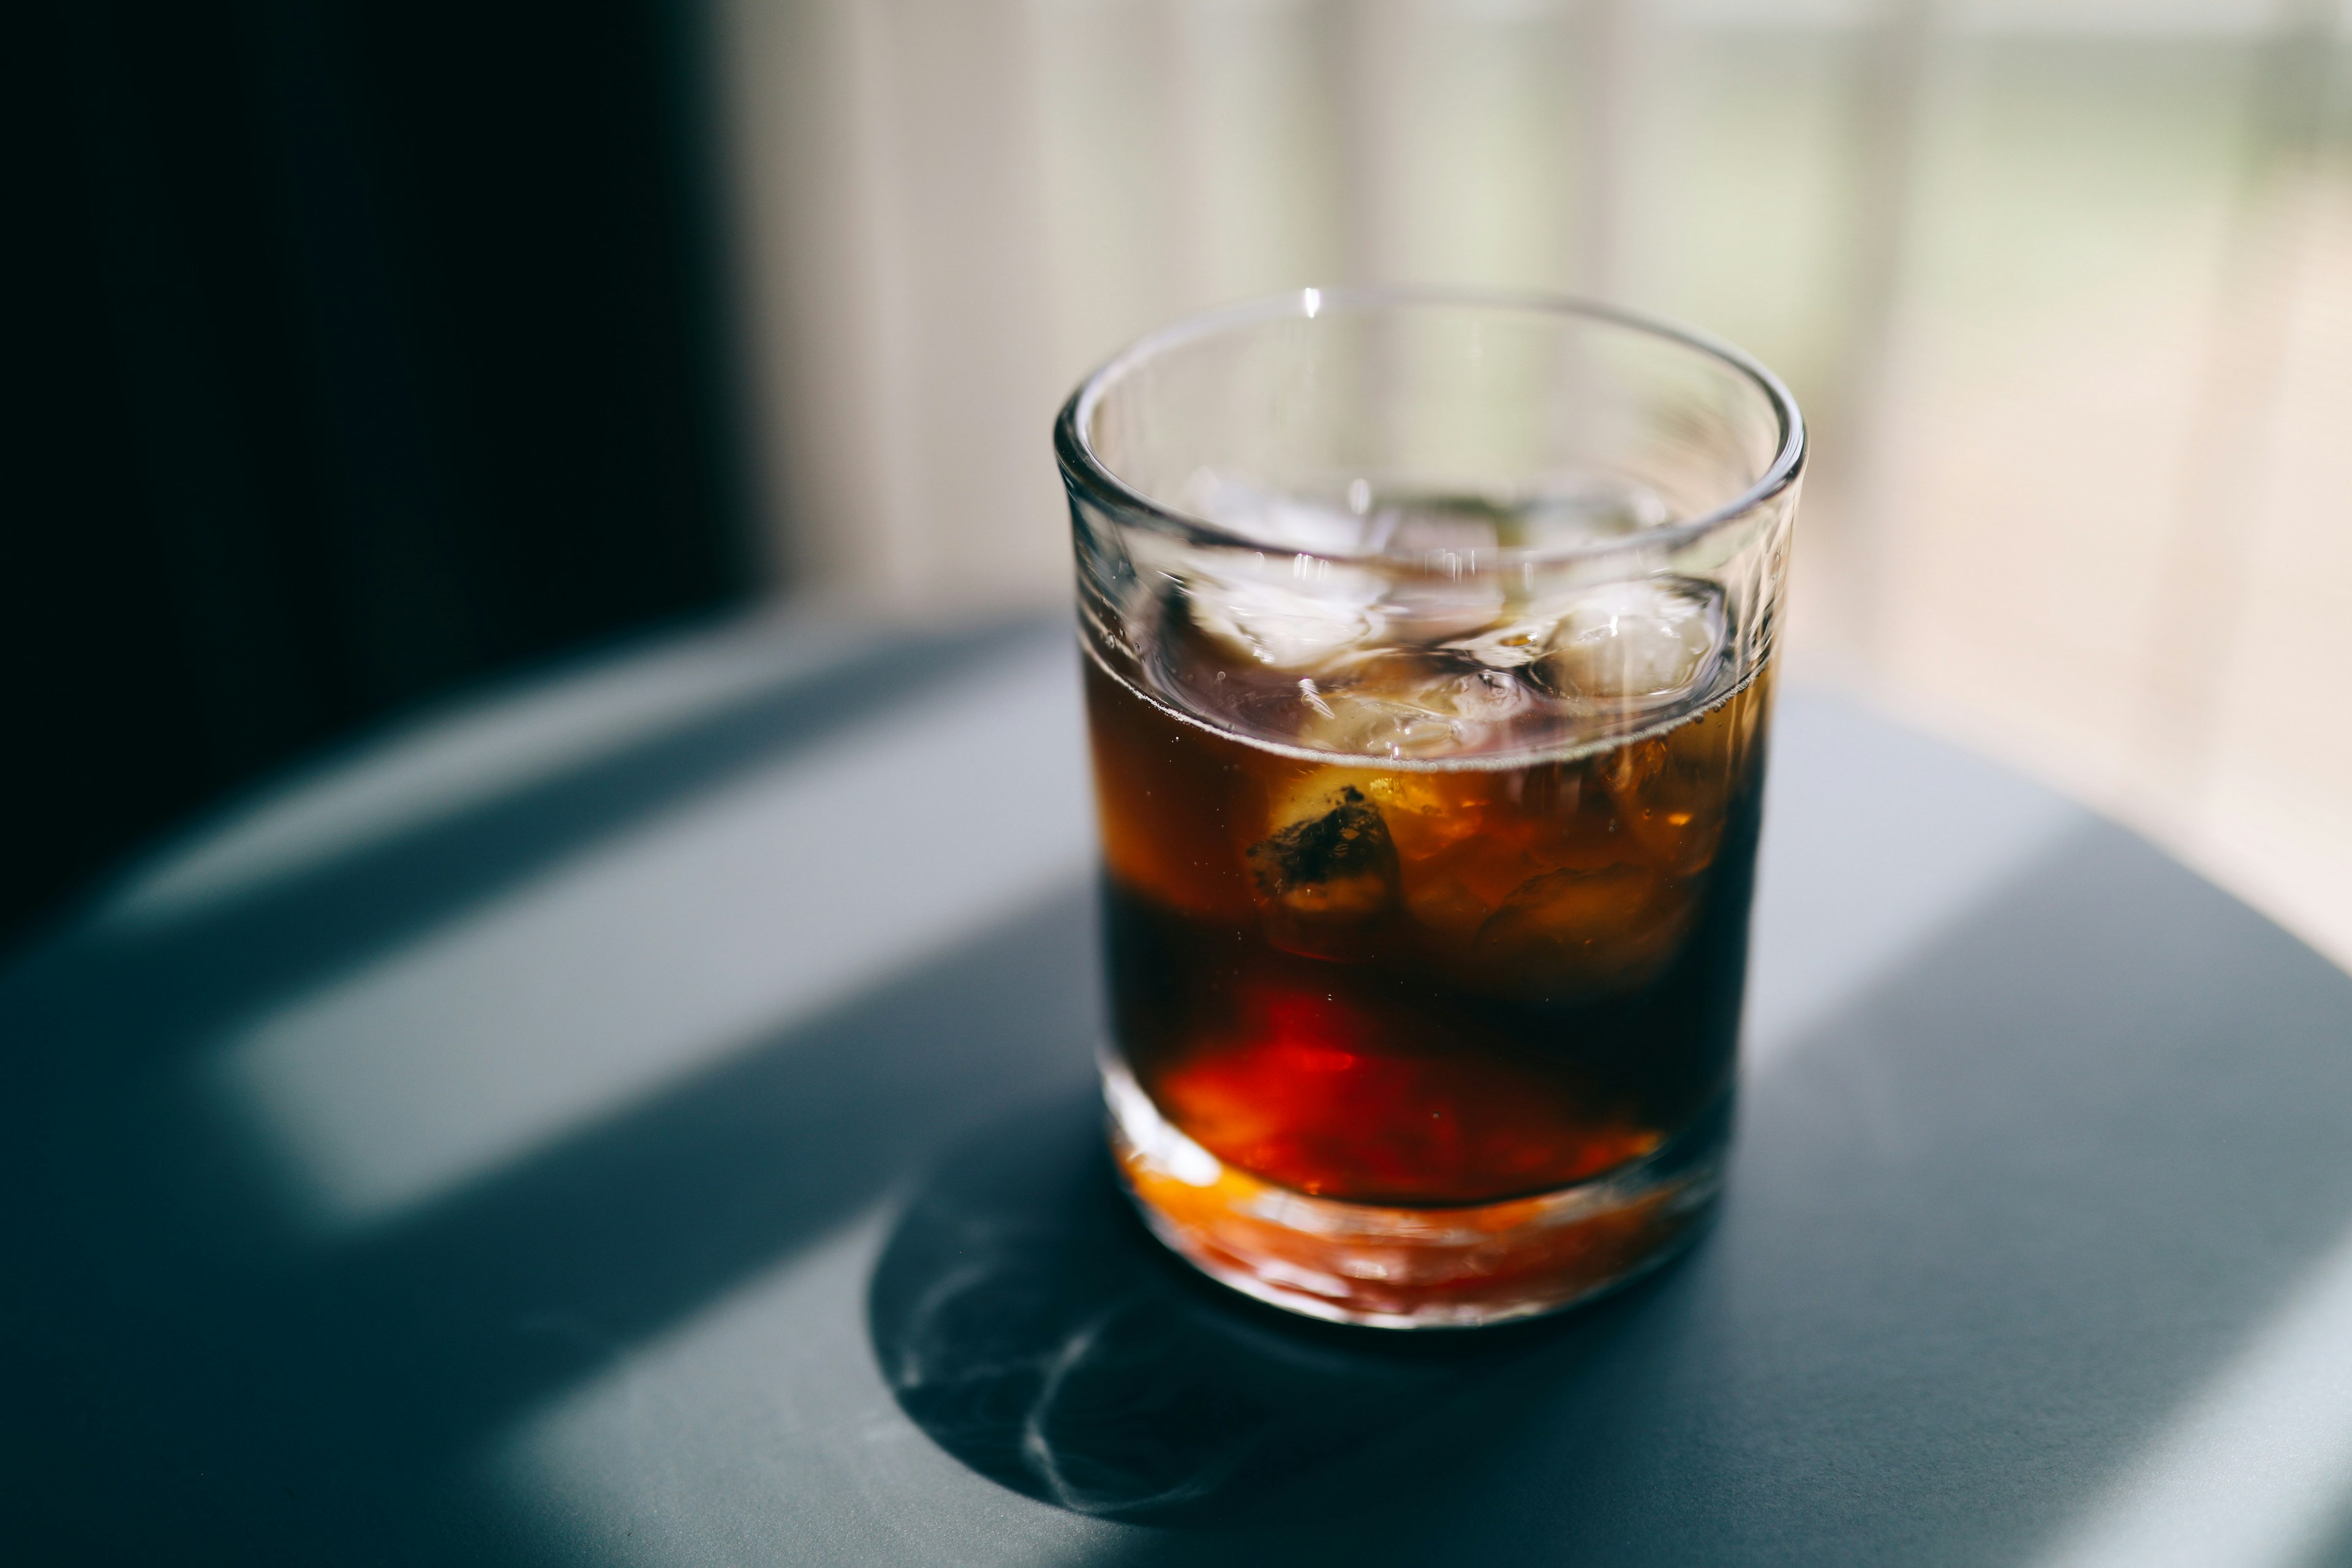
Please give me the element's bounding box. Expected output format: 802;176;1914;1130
1104;1055;1728;1329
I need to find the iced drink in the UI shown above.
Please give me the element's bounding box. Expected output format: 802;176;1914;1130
1086;499;1769;1325
1058;289;1803;1327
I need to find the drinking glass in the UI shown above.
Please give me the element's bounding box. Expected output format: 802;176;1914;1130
1058;288;1803;1327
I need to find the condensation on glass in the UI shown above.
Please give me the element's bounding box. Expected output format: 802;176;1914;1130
1058;289;1803;1328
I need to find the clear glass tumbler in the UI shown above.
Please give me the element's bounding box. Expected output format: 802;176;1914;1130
1058;288;1803;1328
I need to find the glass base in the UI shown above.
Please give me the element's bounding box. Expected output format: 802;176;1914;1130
1103;1056;1729;1329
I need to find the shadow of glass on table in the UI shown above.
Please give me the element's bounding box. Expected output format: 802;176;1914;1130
870;819;2352;1566
868;1091;1681;1526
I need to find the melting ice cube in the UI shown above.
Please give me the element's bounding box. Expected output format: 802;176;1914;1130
1374;510;1505;641
1172;476;1392;670
1245;784;1400;958
1532;578;1726;712
1444;621;1553;671
1295;661;1536;760
1474;862;1697;995
1180;551;1387;671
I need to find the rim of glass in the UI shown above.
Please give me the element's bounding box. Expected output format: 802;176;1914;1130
1056;284;1806;568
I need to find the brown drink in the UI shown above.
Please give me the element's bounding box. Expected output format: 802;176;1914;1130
1086;562;1770;1326
1058;289;1803;1327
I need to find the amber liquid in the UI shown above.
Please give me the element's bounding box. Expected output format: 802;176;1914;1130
1085;641;1769;1214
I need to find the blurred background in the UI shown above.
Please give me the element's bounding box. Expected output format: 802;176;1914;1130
10;0;2352;969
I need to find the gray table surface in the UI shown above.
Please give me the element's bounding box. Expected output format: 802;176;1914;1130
8;614;2352;1567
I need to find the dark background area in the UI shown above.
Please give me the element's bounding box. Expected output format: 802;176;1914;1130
1;0;758;949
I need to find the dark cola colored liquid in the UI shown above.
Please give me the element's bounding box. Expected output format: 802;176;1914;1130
1085;637;1769;1209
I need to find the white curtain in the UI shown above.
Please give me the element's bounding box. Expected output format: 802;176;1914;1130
714;0;2352;965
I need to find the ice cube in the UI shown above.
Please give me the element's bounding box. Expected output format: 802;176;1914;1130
1245;785;1400;959
1472;863;1697;997
1376;580;1504;644
1363;772;1491;861
1599;677;1763;876
1180;550;1387;671
1374;511;1506;641
1532;578;1725;712
1296;661;1535;760
1389;777;1633;957
1402;871;1496;949
1445;620;1554;671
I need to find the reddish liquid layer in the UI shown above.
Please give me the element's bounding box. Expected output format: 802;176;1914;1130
1135;964;1663;1205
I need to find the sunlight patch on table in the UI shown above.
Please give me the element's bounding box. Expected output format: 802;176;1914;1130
2034;1217;2352;1568
211;638;1090;1231
1744;687;2087;1064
